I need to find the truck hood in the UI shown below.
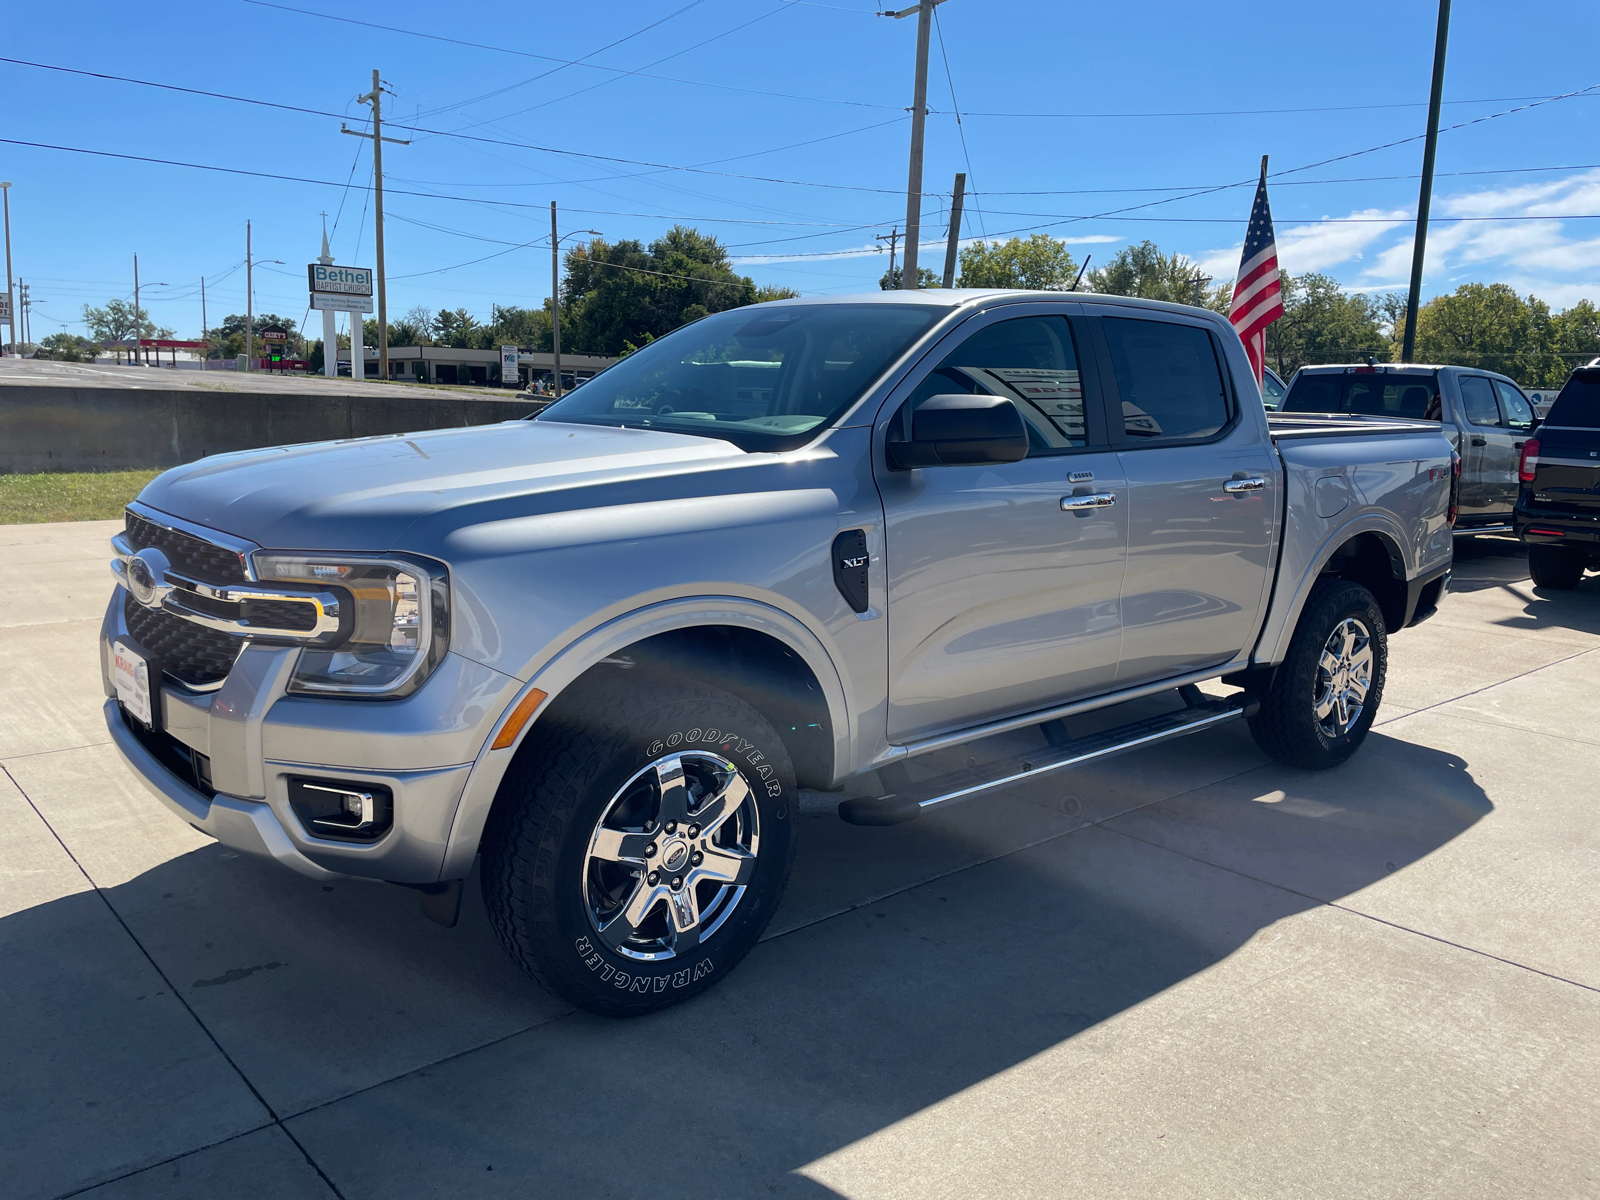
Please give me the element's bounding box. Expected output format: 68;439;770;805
136;418;751;554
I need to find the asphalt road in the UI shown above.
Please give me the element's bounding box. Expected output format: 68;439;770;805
2;526;1596;1199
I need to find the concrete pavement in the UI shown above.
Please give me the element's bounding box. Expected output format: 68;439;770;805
1;525;1596;1198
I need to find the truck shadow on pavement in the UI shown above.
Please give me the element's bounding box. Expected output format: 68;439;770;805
5;729;1491;1199
1447;535;1600;637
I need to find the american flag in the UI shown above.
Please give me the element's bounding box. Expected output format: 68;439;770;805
1229;157;1284;385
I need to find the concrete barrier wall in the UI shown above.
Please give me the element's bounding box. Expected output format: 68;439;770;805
0;386;540;473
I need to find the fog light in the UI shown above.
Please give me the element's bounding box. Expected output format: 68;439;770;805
287;776;393;842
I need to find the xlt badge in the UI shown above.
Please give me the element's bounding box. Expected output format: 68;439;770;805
831;529;870;614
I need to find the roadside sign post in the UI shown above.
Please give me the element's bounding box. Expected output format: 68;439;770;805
500;344;520;389
309;264;374;381
261;323;289;373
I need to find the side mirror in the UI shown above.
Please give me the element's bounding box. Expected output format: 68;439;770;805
888;393;1029;469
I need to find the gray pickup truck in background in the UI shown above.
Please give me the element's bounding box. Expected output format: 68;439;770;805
101;290;1456;1015
1282;362;1537;535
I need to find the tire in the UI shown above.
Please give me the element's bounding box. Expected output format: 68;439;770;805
1247;579;1388;770
480;679;798;1017
1528;543;1587;590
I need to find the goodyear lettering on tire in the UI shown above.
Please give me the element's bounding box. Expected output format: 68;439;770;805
644;730;785;798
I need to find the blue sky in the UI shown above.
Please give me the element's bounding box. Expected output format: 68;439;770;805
4;0;1598;340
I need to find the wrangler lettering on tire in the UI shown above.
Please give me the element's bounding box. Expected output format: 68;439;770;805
481;681;797;1017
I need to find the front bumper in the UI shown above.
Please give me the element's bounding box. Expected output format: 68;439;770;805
101;587;522;883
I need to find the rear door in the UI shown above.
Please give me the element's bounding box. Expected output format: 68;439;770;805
1092;311;1278;684
1457;375;1518;520
878;307;1129;741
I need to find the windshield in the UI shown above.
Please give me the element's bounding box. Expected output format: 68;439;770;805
1283;370;1441;420
1546;369;1600;427
535;303;943;451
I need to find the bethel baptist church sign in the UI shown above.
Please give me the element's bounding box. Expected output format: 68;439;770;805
308;264;375;313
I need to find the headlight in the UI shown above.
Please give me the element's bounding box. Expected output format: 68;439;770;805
252;553;450;697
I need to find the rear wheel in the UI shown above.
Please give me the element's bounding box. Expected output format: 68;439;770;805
480;680;797;1017
1528;543;1587;590
1248;579;1387;770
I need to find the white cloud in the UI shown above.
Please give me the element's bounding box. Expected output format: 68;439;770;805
733;232;1118;266
1184;171;1600;309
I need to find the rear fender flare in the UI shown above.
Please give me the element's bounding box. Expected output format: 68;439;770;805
438;596;851;880
1253;513;1412;667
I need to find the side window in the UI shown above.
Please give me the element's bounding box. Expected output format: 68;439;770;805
904;315;1086;453
1100;317;1230;442
1493;380;1535;430
1459;376;1501;427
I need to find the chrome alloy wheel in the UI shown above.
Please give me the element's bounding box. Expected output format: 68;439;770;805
1314;616;1374;738
582;751;760;961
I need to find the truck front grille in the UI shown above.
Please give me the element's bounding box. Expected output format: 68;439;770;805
124;510;248;585
124;592;246;689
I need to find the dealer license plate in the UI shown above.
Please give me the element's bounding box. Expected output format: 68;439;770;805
113;640;155;727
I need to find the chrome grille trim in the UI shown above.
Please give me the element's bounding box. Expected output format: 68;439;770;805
113;532;343;643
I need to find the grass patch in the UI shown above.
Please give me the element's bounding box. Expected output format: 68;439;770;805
0;470;162;524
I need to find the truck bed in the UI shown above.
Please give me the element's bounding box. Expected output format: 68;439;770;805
1267;412;1442;440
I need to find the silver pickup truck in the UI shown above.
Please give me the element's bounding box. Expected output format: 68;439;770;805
101;291;1456;1016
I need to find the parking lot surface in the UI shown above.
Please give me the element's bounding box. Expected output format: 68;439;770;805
2;524;1597;1199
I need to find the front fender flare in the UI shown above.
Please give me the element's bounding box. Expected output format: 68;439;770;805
437;595;852;880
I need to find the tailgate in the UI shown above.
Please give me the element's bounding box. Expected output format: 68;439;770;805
1529;426;1600;511
1528;369;1600;514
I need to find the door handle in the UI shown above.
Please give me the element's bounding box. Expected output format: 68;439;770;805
1222;476;1266;493
1470;436;1486;446
1061;492;1116;511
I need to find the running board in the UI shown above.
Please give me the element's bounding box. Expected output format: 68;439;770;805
1454;523;1514;536
838;693;1259;827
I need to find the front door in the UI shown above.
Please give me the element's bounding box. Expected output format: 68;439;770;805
1091;312;1278;685
878;309;1128;742
1458;375;1518;520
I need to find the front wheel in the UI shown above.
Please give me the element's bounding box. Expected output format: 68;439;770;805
1528;543;1587;590
480;680;798;1017
1247;579;1388;770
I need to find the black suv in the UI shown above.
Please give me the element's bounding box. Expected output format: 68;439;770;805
1515;367;1600;588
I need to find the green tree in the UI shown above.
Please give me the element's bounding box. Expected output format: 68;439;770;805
82;298;173;343
956;234;1079;290
755;284;801;303
205;313;296;360
431;307;486;348
879;265;939;290
1550;299;1600;383
39;332;98;362
563;226;764;357
1410;283;1564;383
1087;240;1231;311
1266;273;1389;377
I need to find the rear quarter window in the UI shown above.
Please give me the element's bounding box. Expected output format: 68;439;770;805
1546;370;1600;427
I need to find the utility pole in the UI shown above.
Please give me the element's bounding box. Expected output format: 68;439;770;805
876;227;899;288
1402;0;1451;363
18;280;28;350
246;221;253;370
884;0;938;290
133;253;141;365
1191;269;1212;308
0;181;12;357
200;276;207;348
343;70;409;382
551;201;561;399
941;172;965;289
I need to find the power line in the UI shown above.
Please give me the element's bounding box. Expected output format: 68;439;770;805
7;55;1595;201
957;94;1600;119
932;7;984;237
410;0;712;122
227;7;902;112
